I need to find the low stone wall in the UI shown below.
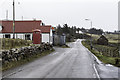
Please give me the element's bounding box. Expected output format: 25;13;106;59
2;43;53;65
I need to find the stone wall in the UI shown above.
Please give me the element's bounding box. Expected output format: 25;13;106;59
2;43;53;65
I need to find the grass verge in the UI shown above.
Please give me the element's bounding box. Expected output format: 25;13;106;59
2;49;55;71
81;40;120;67
2;38;32;50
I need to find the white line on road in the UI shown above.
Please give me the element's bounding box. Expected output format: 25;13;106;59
2;69;23;78
81;42;101;79
93;64;101;80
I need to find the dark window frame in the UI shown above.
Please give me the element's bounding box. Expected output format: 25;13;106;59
25;34;31;40
5;34;10;38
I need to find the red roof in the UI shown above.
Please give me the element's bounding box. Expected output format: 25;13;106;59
32;29;41;32
0;20;51;33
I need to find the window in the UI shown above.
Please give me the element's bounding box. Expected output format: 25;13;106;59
5;34;10;38
25;34;31;40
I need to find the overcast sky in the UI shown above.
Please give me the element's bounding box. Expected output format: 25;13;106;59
0;0;119;32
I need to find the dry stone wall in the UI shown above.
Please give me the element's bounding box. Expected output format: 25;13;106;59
2;43;53;65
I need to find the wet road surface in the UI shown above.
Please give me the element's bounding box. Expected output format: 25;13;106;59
2;39;119;79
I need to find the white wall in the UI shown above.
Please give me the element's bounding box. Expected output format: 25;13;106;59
0;34;3;38
10;34;13;38
0;33;31;40
30;34;33;40
11;34;25;39
41;33;49;43
17;34;25;40
0;33;53;44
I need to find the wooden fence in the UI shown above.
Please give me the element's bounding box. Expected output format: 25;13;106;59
85;40;119;57
94;45;119;57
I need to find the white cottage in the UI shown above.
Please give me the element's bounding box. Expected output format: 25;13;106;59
0;20;53;44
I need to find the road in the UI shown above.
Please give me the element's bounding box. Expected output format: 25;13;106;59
2;39;119;79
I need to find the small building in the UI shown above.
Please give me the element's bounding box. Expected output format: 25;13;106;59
0;20;53;44
97;35;108;45
53;34;66;46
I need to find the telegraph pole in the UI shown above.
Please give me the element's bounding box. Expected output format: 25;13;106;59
22;16;23;20
85;19;93;49
90;21;93;49
6;10;8;20
13;0;15;39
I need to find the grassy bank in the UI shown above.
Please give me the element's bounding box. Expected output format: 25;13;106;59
2;49;55;71
82;40;120;67
1;38;32;50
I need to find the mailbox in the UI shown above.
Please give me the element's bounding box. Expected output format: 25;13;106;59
33;29;41;44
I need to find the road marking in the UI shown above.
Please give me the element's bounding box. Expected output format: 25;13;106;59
93;64;101;80
80;40;101;79
2;69;24;78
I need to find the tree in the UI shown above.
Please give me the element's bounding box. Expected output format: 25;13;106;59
89;28;103;35
63;24;70;34
76;28;80;33
56;24;63;35
80;27;87;33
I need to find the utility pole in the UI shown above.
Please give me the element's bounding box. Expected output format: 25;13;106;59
13;0;15;39
6;10;8;20
22;16;23;20
90;21;93;49
85;19;93;49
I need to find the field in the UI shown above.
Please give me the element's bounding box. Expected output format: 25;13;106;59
82;33;120;67
105;34;119;43
82;40;120;67
86;33;119;43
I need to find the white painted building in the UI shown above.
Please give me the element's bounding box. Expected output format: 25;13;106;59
0;20;53;44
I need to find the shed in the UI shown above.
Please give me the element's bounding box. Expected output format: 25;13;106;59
97;35;108;45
